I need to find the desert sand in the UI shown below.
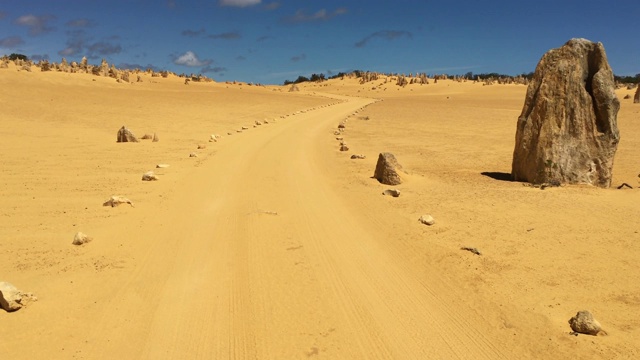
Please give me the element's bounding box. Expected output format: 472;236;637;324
1;63;639;359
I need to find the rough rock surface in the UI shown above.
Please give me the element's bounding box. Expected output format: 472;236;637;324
569;310;604;335
103;196;134;207
418;215;435;226
511;38;620;188
0;282;37;312
142;171;158;181
350;154;366;159
117;126;139;143
635;85;640;103
374;152;404;185
72;232;92;245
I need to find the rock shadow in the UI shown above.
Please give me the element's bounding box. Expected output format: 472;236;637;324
481;171;513;182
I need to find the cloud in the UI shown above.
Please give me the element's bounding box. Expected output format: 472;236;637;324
173;51;212;67
256;35;272;42
30;54;49;61
118;62;162;72
208;31;241;40
201;65;227;74
15;14;56;36
66;18;94;27
219;0;261;7
264;2;280;10
182;28;205;37
290;53;306;62
284;8;347;23
87;41;122;58
354;30;412;48
0;36;25;48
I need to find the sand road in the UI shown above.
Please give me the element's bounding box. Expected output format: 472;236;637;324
0;95;518;359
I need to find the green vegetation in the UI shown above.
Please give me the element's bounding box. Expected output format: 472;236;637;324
7;53;28;61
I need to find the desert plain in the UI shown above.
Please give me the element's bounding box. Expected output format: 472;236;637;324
1;62;639;359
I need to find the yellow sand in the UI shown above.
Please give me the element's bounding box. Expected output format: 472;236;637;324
1;64;639;359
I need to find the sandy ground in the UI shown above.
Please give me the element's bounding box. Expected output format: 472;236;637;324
1;64;639;359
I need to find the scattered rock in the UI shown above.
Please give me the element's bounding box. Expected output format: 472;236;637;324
189;152;198;158
623;94;631;99
152;133;159;142
339;145;349;151
156;164;170;168
103;196;134;207
142;171;158;181
418;214;435;226
197;144;206;149
333;131;341;135
116;126;139;143
569;310;605;336
0;282;37;312
242;126;249;130
289;84;300;92
460;247;482;255
227;132;233;135
382;189;401;197
338;123;346;129
336;137;343;141
255;120;262;126
635;85;640;103
511;39;620;188
72;232;92;245
140;134;153;140
374;152;404;185
351;154;366;159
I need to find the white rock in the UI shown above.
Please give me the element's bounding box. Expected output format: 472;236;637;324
103;196;134;207
142;171;158;181
0;282;37;312
72;232;92;245
419;214;435;226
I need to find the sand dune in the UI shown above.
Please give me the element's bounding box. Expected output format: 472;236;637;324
1;65;639;359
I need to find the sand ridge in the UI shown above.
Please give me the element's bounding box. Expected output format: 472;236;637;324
1;64;639;359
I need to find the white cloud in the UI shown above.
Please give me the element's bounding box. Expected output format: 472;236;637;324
220;0;261;7
173;51;211;67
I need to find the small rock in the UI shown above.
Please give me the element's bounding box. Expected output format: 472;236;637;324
255;120;262;126
242;126;249;130
336;137;343;141
103;196;134;207
340;145;349;151
72;232;92;245
382;189;401;197
0;282;37;312
418;214;435;226
142;171;158;181
189;152;198;158
152;133;159;142
460;247;482;255
197;144;206;149
140;133;153;140
156;164;170;168
569;310;605;336
227;132;233;135
351;154;366;159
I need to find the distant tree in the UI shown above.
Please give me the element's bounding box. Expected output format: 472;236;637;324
310;73;326;82
283;79;293;85
8;53;28;61
294;75;309;84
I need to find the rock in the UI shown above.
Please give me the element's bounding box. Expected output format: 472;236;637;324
635;85;640;103
374;152;404;185
116;126;139;143
152;133;159;142
255;120;262;126
189;152;198;157
289;84;300;92
336;137;343;141
338;123;346;129
242;126;249;130
197;144;206;149
0;282;37;312
351;154;366;159
339;145;349;151
511;39;620;188
103;195;134;207
72;232;92;245
382;189;401;197
334;130;341;135
623;94;631;99
140;133;153;140
156;164;170;168
418;214;435;226
142;171;158;181
569;310;605;336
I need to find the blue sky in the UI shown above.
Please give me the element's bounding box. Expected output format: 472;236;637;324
0;0;638;84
